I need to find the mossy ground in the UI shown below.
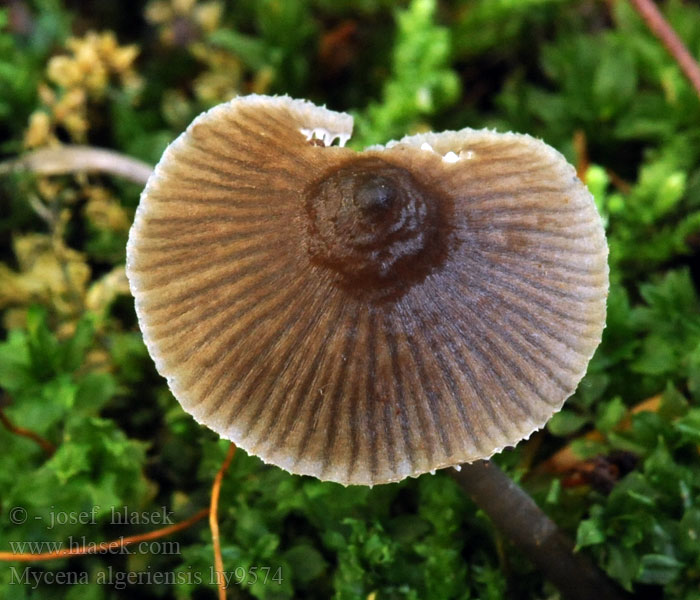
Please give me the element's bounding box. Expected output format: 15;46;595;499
2;1;700;598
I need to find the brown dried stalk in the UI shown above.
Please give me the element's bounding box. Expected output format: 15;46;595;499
629;0;700;100
0;407;56;456
0;145;153;185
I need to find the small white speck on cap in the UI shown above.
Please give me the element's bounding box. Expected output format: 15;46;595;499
420;142;433;152
443;151;459;163
453;465;462;472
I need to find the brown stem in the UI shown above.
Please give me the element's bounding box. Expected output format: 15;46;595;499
605;168;632;194
629;0;700;100
573;129;589;182
0;145;154;185
0;508;209;562
210;443;237;600
451;460;629;600
0;408;56;456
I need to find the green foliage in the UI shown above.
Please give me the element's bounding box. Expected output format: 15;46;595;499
0;308;151;561
0;1;70;149
2;0;700;598
208;0;317;95
352;0;460;147
451;0;572;59
575;397;700;595
168;444;503;600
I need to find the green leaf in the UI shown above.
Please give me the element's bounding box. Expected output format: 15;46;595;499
680;507;700;556
547;410;589;436
659;382;689;420
593;42;637;118
606;545;639;591
0;330;32;391
675;409;700;444
208;30;270;70
631;336;676;376
74;372;117;414
61;314;96;372
576;518;606;549
46;442;92;485
283;545;327;583
595;397;626;433
637;553;684;585
26;305;60;379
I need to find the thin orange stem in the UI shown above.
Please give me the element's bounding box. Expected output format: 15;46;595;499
0;508;209;562
605;168;632;195
629;0;700;100
210;443;237;600
0;408;56;456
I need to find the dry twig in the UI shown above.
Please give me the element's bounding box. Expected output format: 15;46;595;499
629;0;700;100
0;146;153;185
0;408;56;456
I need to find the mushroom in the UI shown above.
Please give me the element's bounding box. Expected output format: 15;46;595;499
126;95;608;488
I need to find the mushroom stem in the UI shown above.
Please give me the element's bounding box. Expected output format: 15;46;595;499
0;145;154;185
450;460;629;600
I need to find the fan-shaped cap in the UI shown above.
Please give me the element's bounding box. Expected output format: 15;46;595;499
126;95;608;486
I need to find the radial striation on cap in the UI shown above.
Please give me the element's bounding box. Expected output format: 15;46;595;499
126;95;608;486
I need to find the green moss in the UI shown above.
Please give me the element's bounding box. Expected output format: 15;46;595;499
2;0;700;598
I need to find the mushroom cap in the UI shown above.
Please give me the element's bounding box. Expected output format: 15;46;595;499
126;95;608;486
